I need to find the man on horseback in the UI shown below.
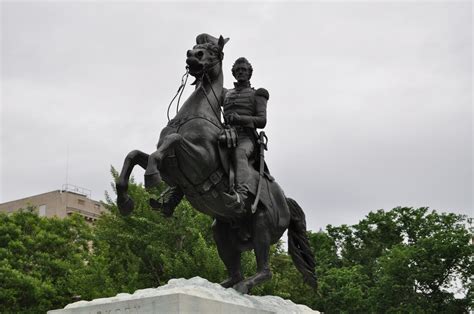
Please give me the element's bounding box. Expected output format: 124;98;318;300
116;34;317;293
222;57;269;211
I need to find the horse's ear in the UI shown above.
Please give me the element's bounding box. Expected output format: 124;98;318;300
218;35;230;50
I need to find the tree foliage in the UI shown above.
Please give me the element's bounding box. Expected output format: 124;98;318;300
1;171;472;313
320;207;473;313
0;208;92;313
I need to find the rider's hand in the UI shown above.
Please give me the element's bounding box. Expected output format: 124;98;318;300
228;112;241;124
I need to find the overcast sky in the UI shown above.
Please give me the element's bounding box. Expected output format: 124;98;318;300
1;1;472;231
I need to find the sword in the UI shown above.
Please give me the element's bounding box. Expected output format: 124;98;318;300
251;131;268;213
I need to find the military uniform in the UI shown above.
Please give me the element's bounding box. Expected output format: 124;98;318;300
223;81;269;201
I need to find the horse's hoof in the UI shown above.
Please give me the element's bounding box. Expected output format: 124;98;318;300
118;196;134;216
233;281;250;294
220;275;244;288
144;172;161;189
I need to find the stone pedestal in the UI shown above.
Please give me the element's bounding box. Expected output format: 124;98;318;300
48;277;319;314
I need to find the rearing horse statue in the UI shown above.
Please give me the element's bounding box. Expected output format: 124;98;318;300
116;34;317;293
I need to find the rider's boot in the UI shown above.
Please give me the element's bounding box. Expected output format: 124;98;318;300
234;146;251;207
235;183;249;207
224;155;250;215
223;188;246;215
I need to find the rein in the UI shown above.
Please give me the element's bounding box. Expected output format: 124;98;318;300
204;71;227;125
166;55;225;129
167;68;190;122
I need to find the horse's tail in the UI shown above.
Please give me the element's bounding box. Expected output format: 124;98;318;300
287;197;318;288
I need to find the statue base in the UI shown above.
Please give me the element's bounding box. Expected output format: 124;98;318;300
48;277;318;314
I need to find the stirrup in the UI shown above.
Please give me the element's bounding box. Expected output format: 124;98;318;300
223;191;246;214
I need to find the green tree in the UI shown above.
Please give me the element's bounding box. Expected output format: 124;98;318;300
3;168;471;314
324;207;473;313
317;265;370;313
0;208;92;313
369;208;473;312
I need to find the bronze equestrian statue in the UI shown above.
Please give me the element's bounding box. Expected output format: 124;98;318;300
116;34;317;294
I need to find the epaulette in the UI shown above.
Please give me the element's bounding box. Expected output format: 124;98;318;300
255;88;269;100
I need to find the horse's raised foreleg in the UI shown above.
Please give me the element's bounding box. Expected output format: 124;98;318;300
116;150;149;215
144;133;183;189
233;210;272;294
212;219;244;288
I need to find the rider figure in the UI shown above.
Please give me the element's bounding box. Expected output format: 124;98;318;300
223;57;269;211
152;56;269;216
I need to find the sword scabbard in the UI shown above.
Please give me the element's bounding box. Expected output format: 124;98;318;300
251;131;267;213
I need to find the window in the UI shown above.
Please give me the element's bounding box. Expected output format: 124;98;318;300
39;205;46;217
77;199;85;206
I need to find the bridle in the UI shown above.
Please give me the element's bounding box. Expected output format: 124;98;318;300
166;49;226;128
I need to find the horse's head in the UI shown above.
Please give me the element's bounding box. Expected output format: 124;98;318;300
186;34;229;79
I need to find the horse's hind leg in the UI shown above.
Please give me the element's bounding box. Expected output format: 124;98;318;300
234;210;272;294
212;219;244;288
116;150;149;215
